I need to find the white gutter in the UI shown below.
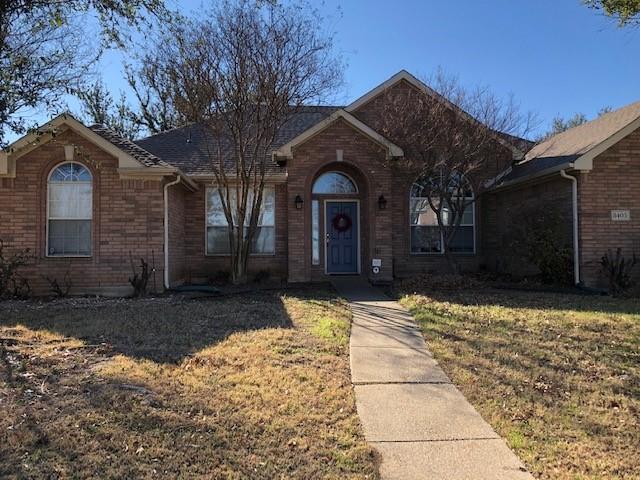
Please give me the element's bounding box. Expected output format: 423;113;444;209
560;170;580;285
163;175;182;290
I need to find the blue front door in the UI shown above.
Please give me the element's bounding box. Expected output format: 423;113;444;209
326;201;358;274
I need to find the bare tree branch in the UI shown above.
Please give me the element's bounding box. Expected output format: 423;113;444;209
140;0;342;284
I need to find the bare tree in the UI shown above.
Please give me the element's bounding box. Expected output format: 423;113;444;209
377;71;536;273
125;61;187;135
76;80;140;139
143;0;341;283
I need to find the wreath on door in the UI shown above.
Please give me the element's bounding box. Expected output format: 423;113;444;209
332;213;352;233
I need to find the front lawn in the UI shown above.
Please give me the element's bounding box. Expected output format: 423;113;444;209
0;288;378;479
400;289;639;480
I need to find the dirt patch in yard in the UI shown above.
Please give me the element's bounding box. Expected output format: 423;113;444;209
0;289;378;479
400;289;639;480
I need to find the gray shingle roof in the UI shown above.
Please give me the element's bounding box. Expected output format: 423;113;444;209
89;125;173;168
525;100;640;162
135;106;340;176
496;100;640;187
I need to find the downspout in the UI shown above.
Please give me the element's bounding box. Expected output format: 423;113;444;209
163;175;182;290
560;169;580;285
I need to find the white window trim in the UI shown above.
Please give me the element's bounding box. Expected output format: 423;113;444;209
46;161;93;258
204;186;277;257
409;192;476;256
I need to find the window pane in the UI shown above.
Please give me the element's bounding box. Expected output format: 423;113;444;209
461;203;474;226
207;227;231;254
207;187;275;227
449;226;474;253
49;183;92;219
50;163;91;182
206;191;227;226
410;198;439;226
256;188;275;226
48;220;91;256
251;226;275;254
411;226;442;253
312;172;357;194
312;200;319;265
411;172;474;255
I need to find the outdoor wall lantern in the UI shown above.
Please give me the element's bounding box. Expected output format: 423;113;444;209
378;195;387;210
294;195;304;210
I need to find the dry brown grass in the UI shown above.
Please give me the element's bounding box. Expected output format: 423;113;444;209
0;289;378;479
400;289;640;480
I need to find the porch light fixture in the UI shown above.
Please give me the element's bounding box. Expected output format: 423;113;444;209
378;195;387;210
294;194;304;209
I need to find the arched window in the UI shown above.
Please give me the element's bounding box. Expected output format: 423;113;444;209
312;172;357;194
47;162;92;256
410;173;475;254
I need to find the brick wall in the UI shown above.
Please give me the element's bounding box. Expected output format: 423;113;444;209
483;176;573;277
0;130;166;295
286;118;393;283
578;128;640;287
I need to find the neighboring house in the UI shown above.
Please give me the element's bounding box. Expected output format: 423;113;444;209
0;70;637;294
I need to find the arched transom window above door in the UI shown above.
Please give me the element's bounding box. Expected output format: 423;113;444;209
312;172;357;194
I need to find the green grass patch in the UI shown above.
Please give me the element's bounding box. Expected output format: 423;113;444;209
401;290;640;480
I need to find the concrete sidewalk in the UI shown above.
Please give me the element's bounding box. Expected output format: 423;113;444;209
332;277;533;480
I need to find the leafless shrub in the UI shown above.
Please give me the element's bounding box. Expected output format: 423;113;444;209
601;248;637;296
43;268;73;298
128;254;152;298
0;239;32;299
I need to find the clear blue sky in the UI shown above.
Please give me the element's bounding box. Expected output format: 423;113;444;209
52;0;640;139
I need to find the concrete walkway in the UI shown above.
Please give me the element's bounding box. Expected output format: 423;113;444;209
331;277;533;480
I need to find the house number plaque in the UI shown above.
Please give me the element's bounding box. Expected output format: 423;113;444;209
611;210;631;221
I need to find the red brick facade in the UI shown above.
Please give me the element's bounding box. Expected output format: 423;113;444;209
1;130;166;295
578;128;640;287
3;76;637;294
485;128;640;287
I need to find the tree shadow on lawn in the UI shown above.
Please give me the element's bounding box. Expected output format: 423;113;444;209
0;291;296;364
0;287;377;480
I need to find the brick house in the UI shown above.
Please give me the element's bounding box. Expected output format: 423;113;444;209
1;70;638;294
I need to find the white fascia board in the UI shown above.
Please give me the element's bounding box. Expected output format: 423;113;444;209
573;115;640;171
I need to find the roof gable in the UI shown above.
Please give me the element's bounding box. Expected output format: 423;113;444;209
524;101;640;170
273;109;403;159
0;113;176;178
346;70;524;160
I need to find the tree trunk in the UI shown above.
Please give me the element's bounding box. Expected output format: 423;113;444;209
443;247;459;275
230;247;249;285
